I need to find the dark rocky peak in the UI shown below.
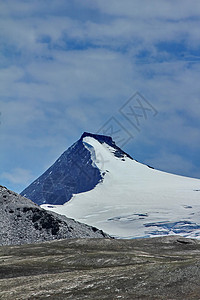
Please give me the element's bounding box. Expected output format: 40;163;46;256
21;135;103;205
80;132;113;145
80;132;133;160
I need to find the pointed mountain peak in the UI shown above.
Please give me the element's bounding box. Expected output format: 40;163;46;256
80;132;113;144
21;131;134;206
80;132;133;160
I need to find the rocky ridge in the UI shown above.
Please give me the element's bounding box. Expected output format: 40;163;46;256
0;185;109;246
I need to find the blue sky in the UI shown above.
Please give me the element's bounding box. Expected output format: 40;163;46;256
1;0;200;193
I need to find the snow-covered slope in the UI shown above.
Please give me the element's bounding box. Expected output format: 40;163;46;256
23;133;200;239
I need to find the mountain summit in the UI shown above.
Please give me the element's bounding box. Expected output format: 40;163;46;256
21;132;132;206
21;132;200;239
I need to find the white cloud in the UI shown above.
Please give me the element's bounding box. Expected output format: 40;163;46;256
88;0;200;19
1;168;34;185
145;151;199;178
0;0;200;191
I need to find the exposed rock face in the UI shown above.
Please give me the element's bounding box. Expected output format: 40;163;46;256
20;133;104;205
0;185;110;246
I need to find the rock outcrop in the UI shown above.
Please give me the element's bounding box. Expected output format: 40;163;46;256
0;185;110;246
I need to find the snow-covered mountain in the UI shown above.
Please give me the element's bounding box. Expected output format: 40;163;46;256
21;132;200;239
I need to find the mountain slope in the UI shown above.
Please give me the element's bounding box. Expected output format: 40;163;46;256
0;185;109;246
21;132;132;206
21;133;200;239
21;133;104;205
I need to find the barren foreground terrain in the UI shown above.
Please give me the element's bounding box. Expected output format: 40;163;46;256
1;236;200;299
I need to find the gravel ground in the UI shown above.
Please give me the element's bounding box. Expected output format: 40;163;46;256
1;236;200;299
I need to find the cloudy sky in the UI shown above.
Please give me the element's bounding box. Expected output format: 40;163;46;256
1;0;200;193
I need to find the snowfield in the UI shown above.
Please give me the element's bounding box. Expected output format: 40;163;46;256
42;136;200;239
